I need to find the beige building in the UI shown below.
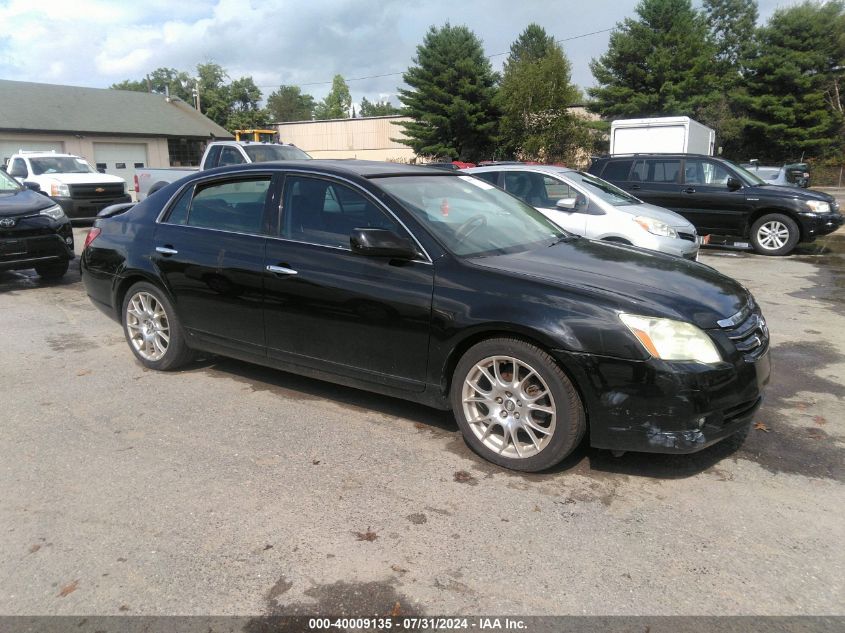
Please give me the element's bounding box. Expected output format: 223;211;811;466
0;79;232;183
276;115;416;162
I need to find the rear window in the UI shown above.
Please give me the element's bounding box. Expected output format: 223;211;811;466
600;160;634;181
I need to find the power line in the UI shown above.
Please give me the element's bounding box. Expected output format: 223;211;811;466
255;26;615;90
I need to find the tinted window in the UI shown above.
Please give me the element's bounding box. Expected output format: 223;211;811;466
601;159;634;181
243;145;311;161
164;187;192;225
473;171;500;186
683;159;731;185
282;176;402;248
186;178;271;234
9;158;27;178
503;171;557;207
630;160;648;182
218;147;246;166
644;159;681;183
204;145;222;168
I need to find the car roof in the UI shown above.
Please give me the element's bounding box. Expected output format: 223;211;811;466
595;153;722;160
465;164;576;175
206;159;459;179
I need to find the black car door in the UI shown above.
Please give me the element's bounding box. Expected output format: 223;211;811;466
152;173;277;357
633;158;686;214
677;158;749;236
263;173;434;392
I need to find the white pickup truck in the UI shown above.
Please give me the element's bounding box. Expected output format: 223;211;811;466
4;151;131;221
134;140;312;200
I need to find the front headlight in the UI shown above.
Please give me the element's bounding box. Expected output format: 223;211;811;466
634;216;678;238
39;204;66;221
50;182;70;197
620;313;722;364
805;200;830;214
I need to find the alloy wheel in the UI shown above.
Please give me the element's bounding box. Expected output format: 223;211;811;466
756;220;790;251
461;355;557;459
125;291;170;361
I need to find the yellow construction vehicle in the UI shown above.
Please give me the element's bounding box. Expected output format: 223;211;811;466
234;129;278;143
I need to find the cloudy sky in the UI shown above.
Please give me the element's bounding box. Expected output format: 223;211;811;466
0;0;803;106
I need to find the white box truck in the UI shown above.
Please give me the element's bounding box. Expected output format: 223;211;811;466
609;116;716;155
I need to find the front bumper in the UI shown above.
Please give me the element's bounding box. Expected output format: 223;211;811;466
0;219;75;271
633;232;700;260
798;210;844;239
555;346;771;454
54;194;132;221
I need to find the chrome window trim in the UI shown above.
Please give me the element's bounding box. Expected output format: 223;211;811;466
153;168;433;264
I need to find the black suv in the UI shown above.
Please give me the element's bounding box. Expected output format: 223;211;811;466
0;168;74;279
589;154;843;255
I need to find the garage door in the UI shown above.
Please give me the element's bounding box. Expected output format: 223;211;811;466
93;142;148;183
0;140;64;166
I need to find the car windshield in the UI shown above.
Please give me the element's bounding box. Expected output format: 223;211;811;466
30;157;95;175
375;174;568;257
0;168;21;192
562;171;641;206
243;145;311;162
726;160;766;186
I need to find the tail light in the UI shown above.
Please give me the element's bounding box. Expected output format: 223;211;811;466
133;175;140;193
83;227;101;250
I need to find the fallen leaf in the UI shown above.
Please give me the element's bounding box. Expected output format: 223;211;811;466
355;528;378;542
390;601;402;617
58;579;79;597
76;369;91;376
813;415;827;426
754;422;770;432
391;564;408;573
28;544;40;554
453;470;477;485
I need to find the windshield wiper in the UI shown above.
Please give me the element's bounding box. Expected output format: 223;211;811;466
549;234;577;247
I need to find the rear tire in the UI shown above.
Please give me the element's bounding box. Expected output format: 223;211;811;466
450;337;586;472
35;260;69;279
750;213;799;256
121;282;193;371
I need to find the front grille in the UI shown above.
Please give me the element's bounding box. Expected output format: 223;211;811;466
678;232;697;242
722;397;761;425
69;183;125;199
718;303;769;359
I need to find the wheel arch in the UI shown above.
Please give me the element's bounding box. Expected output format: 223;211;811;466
113;271;175;321
746;207;804;241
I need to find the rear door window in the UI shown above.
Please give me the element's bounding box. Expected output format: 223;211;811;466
179;178;272;234
600;159;634;181
644;159;681;184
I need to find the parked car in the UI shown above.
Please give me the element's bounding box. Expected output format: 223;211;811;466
134;140;312;200
464;164;699;259
740;162;810;188
81;161;770;472
589;153;843;255
0;167;74;279
4;150;131;222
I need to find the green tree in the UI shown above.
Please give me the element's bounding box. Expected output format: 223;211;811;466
740;1;845;160
266;85;315;122
111;67;194;101
195;62;232;128
314;75;352;119
225;76;268;129
497;24;587;162
588;0;718;119
396;23;498;161
359;97;401;117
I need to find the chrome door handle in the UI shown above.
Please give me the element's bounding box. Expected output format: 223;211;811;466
266;265;298;275
155;246;178;255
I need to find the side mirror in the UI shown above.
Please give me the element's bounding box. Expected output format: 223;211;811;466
556;197;577;210
350;228;418;260
727;177;742;191
23;181;42;192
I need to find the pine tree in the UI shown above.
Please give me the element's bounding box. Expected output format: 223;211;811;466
588;0;719;119
396;24;498;161
497;24;587;162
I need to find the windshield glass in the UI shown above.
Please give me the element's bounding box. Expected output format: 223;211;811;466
562;171;641;206
726;160;766;186
30;156;95;175
375;174;568;257
243;145;311;162
0;168;22;192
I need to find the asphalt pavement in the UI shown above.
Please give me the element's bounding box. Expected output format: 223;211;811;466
0;225;843;618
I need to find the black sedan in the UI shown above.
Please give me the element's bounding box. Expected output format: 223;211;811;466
80;161;771;471
0;168;74;279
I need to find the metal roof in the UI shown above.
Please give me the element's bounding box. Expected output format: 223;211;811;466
0;79;233;139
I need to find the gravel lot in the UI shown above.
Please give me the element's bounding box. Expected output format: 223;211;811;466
1;222;843;617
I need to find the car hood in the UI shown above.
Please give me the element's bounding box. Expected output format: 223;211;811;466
470;238;749;329
746;184;835;203
617;201;695;229
0;189;56;217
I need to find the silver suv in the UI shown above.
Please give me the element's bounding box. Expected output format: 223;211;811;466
464;164;700;259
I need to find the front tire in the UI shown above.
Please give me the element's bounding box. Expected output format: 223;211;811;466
121;282;193;370
450;338;586;472
750;213;799;255
35;260;69;279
